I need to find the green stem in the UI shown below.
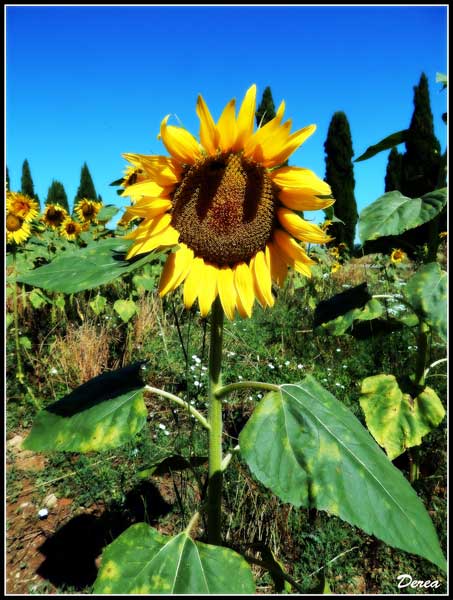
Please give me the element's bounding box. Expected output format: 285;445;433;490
11;251;24;385
414;322;430;388
207;296;224;545
144;385;210;430
216;380;280;399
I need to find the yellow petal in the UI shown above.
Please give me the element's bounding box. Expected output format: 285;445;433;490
124;213;172;241
263;125;317;168
124;198;172;220
196;95;219;155
271;166;331;195
198;262;218;318
236;294;251;319
277;208;331;244
217;99;237;152
250;119;292;165
279;189;335;211
266;242;288;287
234;262;255;318
126;225;179;259
122;153;182;185
244;100;285;157
160;115;202;165
121;180;172;200
273;229;314;277
251;250;274;308
183;257;205;309
217;266;236;321
232;84;257;151
159;244;194;296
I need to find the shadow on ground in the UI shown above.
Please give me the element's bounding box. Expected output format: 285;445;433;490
36;480;172;590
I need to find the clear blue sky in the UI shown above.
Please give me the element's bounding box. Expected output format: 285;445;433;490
6;5;447;231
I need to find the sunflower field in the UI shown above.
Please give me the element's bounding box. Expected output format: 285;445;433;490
6;86;447;595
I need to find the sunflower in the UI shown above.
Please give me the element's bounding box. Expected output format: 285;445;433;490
390;248;406;263
42;203;68;229
439;231;447;240
6;212;31;245
6;191;39;222
60;217;82;240
74;198;102;224
331;262;341;273
120;85;334;320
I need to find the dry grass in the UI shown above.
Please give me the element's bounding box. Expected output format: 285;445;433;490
133;294;163;344
50;321;115;387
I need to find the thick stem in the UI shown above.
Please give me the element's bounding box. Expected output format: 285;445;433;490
207;296;224;545
414;322;430;388
11;251;24;384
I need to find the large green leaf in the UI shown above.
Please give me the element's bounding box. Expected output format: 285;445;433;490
16;238;164;294
97;204;120;223
404;262;447;341
358;189;447;243
239;376;446;571
355;130;407;162
359;375;445;460
317;298;384;336
23;363;148;452
94;523;256;594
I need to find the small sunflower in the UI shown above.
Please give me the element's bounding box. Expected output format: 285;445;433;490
6;212;31;245
390;248;406;263
120;85;334;320
331;262;341;273
328;246;340;259
74;198;102;224
60;217;82;240
42;204;68;229
439;231;447;240
6;191;39;222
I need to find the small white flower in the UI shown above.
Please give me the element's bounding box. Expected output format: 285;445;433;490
248;396;253;401
322;378;328;382
158;423;166;430
297;364;304;369
268;363;275;370
342;365;348;369
190;400;196;405
285;360;290;366
257;393;263;399
38;508;48;519
131;448;139;456
335;382;342;387
164;431;170;436
201;366;207;371
336;348;341;353
190;365;196;371
194;381;201;387
50;367;58;375
238;375;243;380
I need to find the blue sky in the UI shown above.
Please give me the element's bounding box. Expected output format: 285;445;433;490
6;5;447;231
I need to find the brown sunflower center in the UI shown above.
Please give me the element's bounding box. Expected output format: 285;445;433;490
171;153;278;266
46;207;65;224
6;213;23;232
66;223;77;234
82;205;96;218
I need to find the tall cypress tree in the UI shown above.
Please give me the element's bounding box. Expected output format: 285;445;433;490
74;163;98;206
6;165;11;191
256;86;276;127
384;147;403;192
46;180;70;212
21;159;40;208
324;112;358;251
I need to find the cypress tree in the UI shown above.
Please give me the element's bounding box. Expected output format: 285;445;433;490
74;162;98;206
384;147;403;192
256;86;276;127
21;159;40;208
6;165;10;191
46;180;70;212
324;112;358;251
400;73;443;198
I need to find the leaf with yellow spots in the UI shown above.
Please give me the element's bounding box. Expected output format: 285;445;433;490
23;363;147;452
359;374;445;460
239;376;446;572
94;523;255;594
404;262;447;341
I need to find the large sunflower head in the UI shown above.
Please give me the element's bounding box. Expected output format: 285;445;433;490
120;85;334;320
6;211;31;245
42;203;68;229
60;217;82;241
6;191;39;222
74;198;102;224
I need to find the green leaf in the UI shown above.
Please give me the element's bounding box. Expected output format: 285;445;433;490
6;313;14;329
133;273;157;293
404;262;447;341
29;288;50;309
23;362;148;452
436;72;447;90
97;204;120;223
113;299;137;323
16;238;164;294
54;295;66;312
94;523;256;594
239;376;446;571
19;336;32;350
319;298;383;336
89;294;107;316
359;375;445;460
358;189;447;243
355;130;407;162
